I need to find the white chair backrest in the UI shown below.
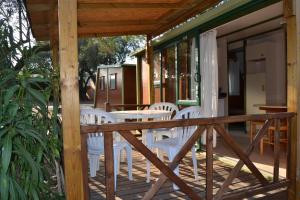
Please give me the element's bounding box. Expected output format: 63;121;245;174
149;102;179;120
80;108;116;125
80;108;119;142
173;106;202;145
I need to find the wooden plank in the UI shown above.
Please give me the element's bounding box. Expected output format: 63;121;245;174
206;126;213;200
214;120;272;200
214;125;268;185
285;0;299;196
222;180;289;200
143;126;206;200
58;0;87;199
117;130;201;199
81;113;295;134
78;2;193;9
104;132;115;200
153;0;219;36
89;148;277;200
273;119;280;182
81;134;90;200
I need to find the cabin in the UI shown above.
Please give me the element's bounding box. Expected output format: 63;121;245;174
134;1;287;118
24;0;299;200
94;64;137;109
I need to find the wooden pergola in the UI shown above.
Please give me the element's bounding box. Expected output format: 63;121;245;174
24;0;300;200
24;0;222;199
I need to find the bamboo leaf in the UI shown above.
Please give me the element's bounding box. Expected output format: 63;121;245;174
26;87;46;105
15;143;39;184
0;174;9;200
4;85;19;104
0;128;8;139
7;102;18;118
1;135;12;174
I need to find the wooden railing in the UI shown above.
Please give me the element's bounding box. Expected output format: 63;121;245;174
80;112;295;200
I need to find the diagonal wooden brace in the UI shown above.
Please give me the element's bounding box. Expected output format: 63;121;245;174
118;128;204;200
214;124;268;184
214;120;272;200
143;126;206;200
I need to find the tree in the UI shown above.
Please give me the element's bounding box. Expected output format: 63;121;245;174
0;1;63;199
78;36;145;100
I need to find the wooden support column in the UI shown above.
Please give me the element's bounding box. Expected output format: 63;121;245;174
285;0;300;199
49;2;60;111
136;55;142;105
58;0;88;199
146;35;154;104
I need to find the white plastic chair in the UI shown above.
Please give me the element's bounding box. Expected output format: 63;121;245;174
80;108;133;189
148;102;179;140
146;106;201;189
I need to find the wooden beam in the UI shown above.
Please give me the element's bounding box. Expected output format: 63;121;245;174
58;0;87;199
146;35;154;104
78;20;164;27
285;0;300;198
104;132;115;199
78;2;194;9
206;126;213;200
81;113;295;134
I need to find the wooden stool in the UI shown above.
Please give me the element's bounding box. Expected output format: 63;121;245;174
249;120;265;142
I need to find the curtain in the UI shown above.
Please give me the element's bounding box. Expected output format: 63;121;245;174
190;37;198;100
200;30;218;147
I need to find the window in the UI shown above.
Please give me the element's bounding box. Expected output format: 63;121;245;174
99;76;105;91
109;73;117;90
178;37;199;102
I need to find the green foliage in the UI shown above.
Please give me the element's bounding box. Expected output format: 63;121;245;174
0;0;63;199
0;68;62;199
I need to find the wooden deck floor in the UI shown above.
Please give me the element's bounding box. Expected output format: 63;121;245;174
89;150;287;200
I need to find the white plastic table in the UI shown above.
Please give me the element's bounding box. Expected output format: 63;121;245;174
110;110;172;120
110;109;172;165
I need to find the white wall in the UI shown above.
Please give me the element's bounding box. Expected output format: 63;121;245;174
246;30;286;107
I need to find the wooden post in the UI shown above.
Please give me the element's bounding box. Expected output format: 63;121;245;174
105;102;111;112
285;0;300;199
136;56;141;105
104;132;115;200
58;0;87;199
49;2;60;114
146;35;154;104
206;126;213;200
273;119;280;182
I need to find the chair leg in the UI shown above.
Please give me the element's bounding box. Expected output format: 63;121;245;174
260;139;264;155
191;147;199;180
157;148;164;161
89;154;100;177
249;122;253;142
168;150;179;190
96;158;100;171
146;159;151;183
114;150;119;190
125;144;133;181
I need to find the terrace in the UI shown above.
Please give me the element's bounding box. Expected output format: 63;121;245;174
24;0;300;200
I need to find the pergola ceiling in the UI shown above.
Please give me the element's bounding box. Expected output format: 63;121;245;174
24;0;220;41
